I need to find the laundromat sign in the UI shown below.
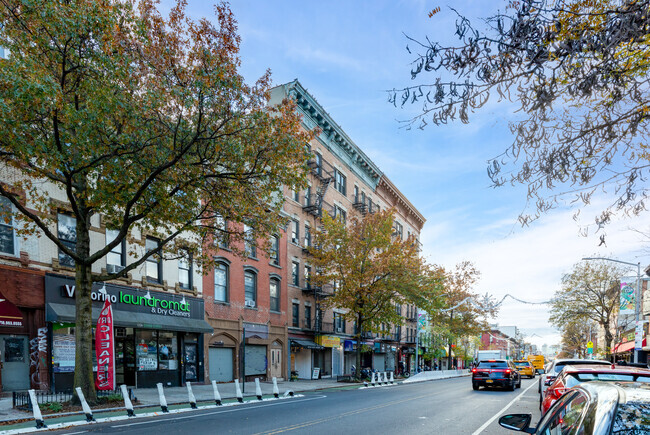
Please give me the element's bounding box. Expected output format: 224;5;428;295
45;274;204;320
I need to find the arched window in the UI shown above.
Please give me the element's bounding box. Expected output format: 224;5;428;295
214;262;229;303
244;270;257;308
270;278;280;312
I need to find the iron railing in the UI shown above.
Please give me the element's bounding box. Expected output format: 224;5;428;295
13;388;132;410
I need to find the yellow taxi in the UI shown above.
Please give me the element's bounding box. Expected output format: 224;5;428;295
514;360;535;378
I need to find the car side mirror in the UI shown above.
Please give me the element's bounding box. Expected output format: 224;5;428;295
498;414;534;433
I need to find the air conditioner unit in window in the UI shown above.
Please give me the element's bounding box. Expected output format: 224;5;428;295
107;264;125;274
245;300;256;308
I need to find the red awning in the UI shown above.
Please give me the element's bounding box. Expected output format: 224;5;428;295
613;338;647;353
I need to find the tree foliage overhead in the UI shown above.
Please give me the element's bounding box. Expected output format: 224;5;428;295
549;260;627;356
0;0;311;400
392;0;650;226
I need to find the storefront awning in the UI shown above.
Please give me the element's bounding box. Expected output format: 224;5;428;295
613;338;646;353
46;303;213;334
290;339;324;350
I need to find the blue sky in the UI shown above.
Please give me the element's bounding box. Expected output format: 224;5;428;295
178;0;649;348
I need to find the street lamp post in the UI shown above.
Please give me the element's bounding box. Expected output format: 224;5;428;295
582;257;642;364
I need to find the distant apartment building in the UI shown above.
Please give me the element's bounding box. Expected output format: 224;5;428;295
267;80;425;379
0;166;211;392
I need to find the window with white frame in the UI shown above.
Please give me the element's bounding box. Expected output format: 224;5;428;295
394;221;403;239
105;229;125;272
215;215;228;249
58;213;76;267
0;197;16;255
244;224;256;258
244;270;257;306
269;235;280;265
291;261;299;286
270;278;280;312
214;262;228;302
178;250;192;289
290;220;299;244
145;237;162;283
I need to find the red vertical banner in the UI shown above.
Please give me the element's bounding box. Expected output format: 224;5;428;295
95;298;115;391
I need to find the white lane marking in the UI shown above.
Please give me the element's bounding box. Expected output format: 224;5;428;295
111;395;327;428
471;381;538;435
63;432;88;435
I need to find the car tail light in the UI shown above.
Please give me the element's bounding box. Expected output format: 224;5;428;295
472;368;477;373
505;369;511;374
552;387;568;397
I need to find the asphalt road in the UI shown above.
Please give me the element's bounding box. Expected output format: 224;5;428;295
49;376;542;435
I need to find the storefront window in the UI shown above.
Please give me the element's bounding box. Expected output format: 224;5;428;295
136;330;158;371
52;327;76;373
158;331;178;370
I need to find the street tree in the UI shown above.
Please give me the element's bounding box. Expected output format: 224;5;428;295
427;262;496;368
0;0;312;401
392;0;650;226
550;260;627;358
560;320;594;359
308;209;444;379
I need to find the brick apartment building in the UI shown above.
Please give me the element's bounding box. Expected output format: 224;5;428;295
268;81;425;379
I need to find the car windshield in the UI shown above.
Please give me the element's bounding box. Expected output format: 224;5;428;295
566;374;650;388
612;401;650;433
478;361;507;369
553;361;606;375
515;362;530;367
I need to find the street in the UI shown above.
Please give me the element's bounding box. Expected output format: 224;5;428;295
47;377;541;434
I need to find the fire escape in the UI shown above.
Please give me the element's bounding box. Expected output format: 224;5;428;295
302;155;335;335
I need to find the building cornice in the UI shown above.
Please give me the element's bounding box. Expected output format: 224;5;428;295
280;80;383;187
378;176;426;229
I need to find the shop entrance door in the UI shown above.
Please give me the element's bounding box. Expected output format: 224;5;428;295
0;335;29;391
115;328;135;386
184;343;198;382
269;348;282;379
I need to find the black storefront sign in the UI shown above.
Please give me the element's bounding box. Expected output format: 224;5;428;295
44;274;212;390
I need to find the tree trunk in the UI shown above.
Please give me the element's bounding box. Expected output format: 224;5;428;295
447;310;454;370
604;325;614;362
355;314;363;381
73;216;97;404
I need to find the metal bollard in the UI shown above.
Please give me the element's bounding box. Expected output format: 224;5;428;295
283;390;294;397
254;378;263;401
272;377;280;398
75;387;95;422
234;379;244;403
28;389;46;429
121;384;135;417
389;372;395;384
211;380;222;406
157;383;169;413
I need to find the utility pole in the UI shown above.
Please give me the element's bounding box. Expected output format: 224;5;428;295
447;309;454;370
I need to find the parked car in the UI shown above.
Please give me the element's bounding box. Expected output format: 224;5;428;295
538;358;610;407
499;381;650;434
472;359;521;391
514;360;535;379
541;363;650;415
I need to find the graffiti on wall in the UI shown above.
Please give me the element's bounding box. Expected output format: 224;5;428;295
29;327;48;390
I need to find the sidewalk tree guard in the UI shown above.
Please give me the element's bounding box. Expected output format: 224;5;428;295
0;0;312;402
